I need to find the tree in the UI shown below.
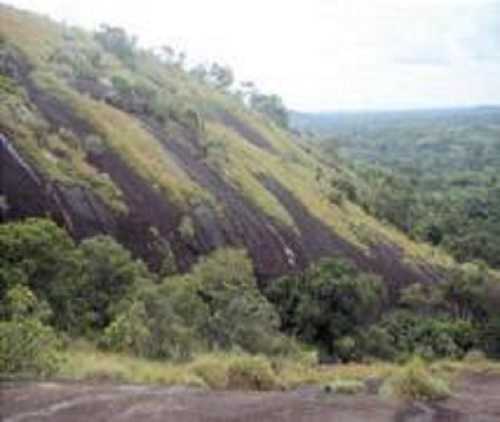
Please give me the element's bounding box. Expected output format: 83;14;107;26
158;45;175;64
441;264;490;321
94;25;137;66
103;249;287;358
0;285;62;375
267;258;386;360
189;63;209;81
367;311;477;360
190;62;234;90
78;235;152;333
250;92;289;129
192;249;284;354
0;218;81;331
103;275;209;360
208;63;234;89
477;272;500;357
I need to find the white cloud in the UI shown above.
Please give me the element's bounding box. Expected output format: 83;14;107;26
3;0;500;110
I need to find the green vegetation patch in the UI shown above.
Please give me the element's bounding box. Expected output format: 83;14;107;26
380;357;452;402
34;72;205;207
0;285;63;376
0;5;62;65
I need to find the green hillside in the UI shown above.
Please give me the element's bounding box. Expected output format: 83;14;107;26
0;5;456;280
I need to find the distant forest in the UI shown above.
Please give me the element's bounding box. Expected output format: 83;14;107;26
292;108;500;269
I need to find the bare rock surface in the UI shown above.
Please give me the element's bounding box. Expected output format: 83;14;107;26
2;374;500;422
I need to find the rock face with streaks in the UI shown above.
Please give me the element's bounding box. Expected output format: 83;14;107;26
0;4;443;287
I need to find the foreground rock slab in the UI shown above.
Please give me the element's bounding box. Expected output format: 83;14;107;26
1;374;500;422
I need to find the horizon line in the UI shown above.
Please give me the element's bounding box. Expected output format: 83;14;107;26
293;104;500;115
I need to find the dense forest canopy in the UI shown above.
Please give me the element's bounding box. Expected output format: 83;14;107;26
292;108;500;269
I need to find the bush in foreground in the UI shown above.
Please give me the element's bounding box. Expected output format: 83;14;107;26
380;357;451;402
0;286;62;375
0;319;62;375
189;354;280;391
225;355;279;391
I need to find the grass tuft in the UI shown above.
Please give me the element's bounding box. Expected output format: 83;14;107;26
324;378;365;395
225;355;280;391
189;355;228;389
380;357;452;402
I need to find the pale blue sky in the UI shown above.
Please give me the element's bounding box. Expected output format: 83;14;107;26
3;0;500;111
